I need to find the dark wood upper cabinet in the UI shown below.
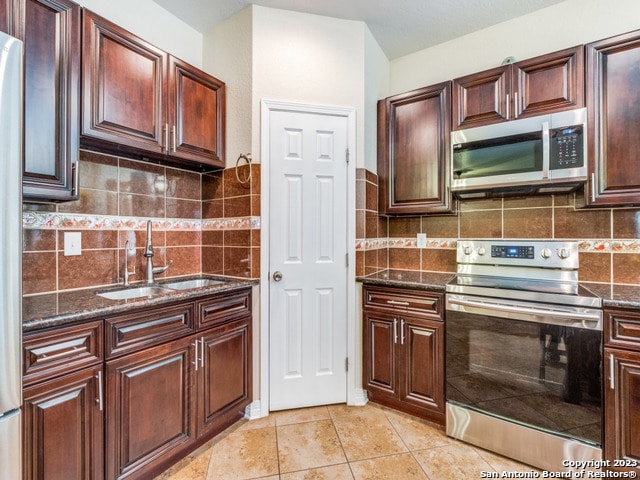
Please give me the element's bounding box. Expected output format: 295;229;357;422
453;46;584;129
20;0;80;201
378;81;452;215
586;30;640;206
168;56;225;166
82;10;225;170
0;0;14;33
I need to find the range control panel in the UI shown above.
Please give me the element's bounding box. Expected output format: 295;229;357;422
457;240;579;269
491;245;535;259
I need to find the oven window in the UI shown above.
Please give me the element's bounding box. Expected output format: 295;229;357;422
453;132;542;180
446;310;602;446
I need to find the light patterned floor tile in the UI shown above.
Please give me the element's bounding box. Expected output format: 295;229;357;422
413;443;494;480
329;405;407;462
350;453;428;480
383;409;455;451
277;419;347;473
205;427;279;480
280;464;354;480
274;406;331;426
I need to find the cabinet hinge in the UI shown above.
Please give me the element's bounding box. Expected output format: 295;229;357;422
346;148;350;164
346;253;349;267
345;357;349;372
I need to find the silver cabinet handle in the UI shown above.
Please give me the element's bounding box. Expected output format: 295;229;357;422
71;161;79;197
591;173;596;203
506;93;510;120
400;319;405;345
96;370;103;412
172;125;177;153
200;337;205;369
273;271;283;282
609;353;615;390
387;300;409;306
164;123;169;154
393;319;398;344
193;339;199;371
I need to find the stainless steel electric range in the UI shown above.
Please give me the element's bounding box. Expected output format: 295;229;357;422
445;240;602;471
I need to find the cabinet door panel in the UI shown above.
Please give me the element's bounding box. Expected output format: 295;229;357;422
168;57;225;167
514;46;583;118
363;312;397;398
23;365;104;480
82;10;165;154
453;65;509;129
198;318;251;437
22;0;80;201
106;336;194;480
378;81;451;214
587;31;640;206
0;0;13;33
401;318;443;414
605;348;640;471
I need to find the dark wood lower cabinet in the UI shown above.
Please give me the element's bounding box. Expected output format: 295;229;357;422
603;308;640;475
23;365;104;480
362;285;445;424
197;317;252;438
23;288;253;480
106;336;195;480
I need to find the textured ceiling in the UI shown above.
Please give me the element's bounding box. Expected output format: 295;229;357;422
153;0;566;59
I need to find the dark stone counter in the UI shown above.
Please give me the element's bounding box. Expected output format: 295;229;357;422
356;269;455;292
22;275;258;332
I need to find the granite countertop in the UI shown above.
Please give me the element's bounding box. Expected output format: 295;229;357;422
582;282;640;310
356;269;455;292
22;275;259;333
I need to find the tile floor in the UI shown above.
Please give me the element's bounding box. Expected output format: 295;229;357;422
155;403;538;480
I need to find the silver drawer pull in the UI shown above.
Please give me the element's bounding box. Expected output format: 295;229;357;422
387;300;410;306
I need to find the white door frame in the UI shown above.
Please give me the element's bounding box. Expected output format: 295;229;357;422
257;99;363;418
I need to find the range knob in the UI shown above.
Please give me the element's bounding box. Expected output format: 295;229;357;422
477;247;486;256
541;248;552;259
558;248;570;259
463;245;473;255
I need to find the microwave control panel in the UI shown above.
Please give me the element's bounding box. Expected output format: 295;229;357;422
550;125;584;170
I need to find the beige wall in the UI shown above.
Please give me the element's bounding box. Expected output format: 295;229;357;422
390;0;640;95
78;0;203;68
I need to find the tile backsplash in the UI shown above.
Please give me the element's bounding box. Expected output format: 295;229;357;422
356;168;640;286
23;150;260;296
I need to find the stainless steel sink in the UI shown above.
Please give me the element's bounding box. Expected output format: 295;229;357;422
97;286;175;300
161;278;228;290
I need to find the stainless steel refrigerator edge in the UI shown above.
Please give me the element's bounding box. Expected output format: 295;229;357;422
0;31;23;480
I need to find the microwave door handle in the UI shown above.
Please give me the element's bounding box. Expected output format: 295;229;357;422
542;121;550;179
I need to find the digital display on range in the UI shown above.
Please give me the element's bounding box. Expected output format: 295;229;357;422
491;245;535;259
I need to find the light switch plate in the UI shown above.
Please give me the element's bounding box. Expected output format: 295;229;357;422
64;232;82;256
417;233;427;248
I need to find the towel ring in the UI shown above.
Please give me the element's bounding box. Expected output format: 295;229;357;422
235;153;252;187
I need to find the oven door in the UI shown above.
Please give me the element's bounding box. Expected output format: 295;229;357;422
445;293;602;447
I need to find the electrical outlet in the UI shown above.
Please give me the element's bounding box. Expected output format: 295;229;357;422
417;233;427;248
64;232;82;256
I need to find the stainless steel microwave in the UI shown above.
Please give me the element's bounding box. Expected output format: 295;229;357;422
451;108;587;198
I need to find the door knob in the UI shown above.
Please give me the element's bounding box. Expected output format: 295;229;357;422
272;271;283;282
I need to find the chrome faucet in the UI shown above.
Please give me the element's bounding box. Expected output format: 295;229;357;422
123;240;136;286
143;220;172;284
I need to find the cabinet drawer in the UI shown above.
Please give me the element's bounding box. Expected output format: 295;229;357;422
23;320;103;387
363;286;442;318
197;288;252;330
606;309;640;352
106;301;195;358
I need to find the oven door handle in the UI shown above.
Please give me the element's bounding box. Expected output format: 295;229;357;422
447;296;602;328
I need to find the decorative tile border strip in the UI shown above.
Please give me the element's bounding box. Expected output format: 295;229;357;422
22;212;261;231
357;238;640;254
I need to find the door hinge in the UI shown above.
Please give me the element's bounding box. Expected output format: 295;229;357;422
345;253;349;267
345;357;349;372
346;148;350;164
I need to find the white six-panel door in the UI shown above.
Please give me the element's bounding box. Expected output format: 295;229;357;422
268;108;349;410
